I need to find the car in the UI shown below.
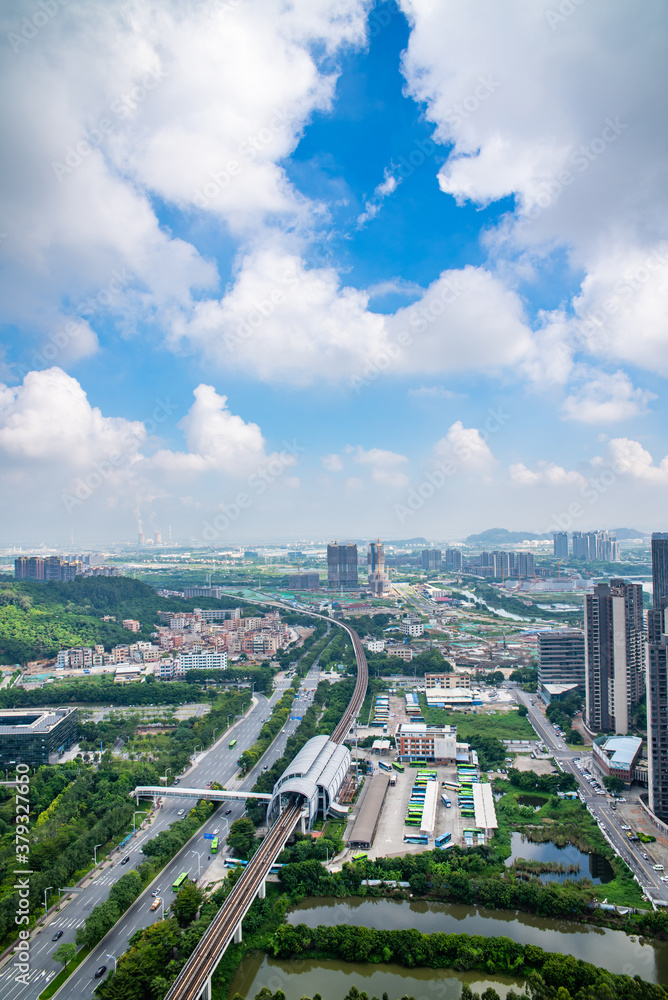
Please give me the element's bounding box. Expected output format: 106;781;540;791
151;889;160;896
52;930;63;942
177;809;185;816
225;809;232;815
620;825;631;831
121;855;130;865
643;853;649;859
661;876;668;882
213;828;219;835
94;966;107;979
151;897;162;911
173;779;180;785
654;864;666;871
618;797;627;802
262;764;269;771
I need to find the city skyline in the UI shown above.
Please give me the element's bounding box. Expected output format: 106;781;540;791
1;2;667;546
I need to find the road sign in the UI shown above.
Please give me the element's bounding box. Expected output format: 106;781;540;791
203;833;214;840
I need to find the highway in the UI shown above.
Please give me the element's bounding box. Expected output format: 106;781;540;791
163;617;368;1000
511;684;667;903
0;679;294;1000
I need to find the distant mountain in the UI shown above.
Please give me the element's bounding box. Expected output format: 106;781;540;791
464;527;647;546
465;528;551;545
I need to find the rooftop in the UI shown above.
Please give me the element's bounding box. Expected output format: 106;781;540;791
599;735;643;767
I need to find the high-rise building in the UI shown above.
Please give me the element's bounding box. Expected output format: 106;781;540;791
647;606;668;819
517;552;535;577
646;534;668;820
421;549;442;571
572;530;619;562
444;549;463;571
584;579;644;735
651;533;668;611
326;542;358;590
288;573;320;590
367;540;390;596
537;629;585;692
553;531;569;559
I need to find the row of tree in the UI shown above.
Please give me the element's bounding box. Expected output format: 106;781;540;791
271;922;667;999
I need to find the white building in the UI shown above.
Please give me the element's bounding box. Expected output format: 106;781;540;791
366;639;386;653
401;620;424;637
178;651;228;670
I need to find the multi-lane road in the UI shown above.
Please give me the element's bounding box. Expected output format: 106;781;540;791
0;661;322;1000
511;684;667;903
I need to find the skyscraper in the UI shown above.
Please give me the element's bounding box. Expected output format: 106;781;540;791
553;531;569;558
646;534;668;820
421;549;442;571
326;542;358;590
367;540;390;596
647;607;668;819
584;579;644;735
445;548;462;571
651;533;668;611
537;629;585;693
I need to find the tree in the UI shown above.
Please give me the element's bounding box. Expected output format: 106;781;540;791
171;881;204;927
227;817;257;858
518;704;528;717
54;942;76;968
603;775;625;794
566;729;583;745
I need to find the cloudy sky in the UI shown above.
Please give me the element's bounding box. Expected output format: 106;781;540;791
1;0;667;548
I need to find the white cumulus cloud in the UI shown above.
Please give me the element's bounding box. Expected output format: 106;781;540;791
561;369;656;424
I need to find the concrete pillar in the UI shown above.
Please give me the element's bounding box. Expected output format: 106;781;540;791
201;975;212;1000
234;922;242;944
258;880;266;900
300;813;306;834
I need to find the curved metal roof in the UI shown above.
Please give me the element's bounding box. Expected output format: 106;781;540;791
273;776;318;801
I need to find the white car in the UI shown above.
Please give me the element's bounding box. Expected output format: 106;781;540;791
177;809;185;816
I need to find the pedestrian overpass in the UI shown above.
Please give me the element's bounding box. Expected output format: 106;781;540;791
131;785;271;804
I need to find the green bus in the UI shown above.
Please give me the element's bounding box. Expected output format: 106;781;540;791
352;852;368;862
228;739;237;749
211;837;219;854
392;762;405;773
172;872;188;891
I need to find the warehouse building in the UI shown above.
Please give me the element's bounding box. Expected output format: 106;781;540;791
348;773;390;849
0;708;78;768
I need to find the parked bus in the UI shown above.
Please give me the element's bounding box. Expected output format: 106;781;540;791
352;852;368;862
228;739;237;749
410;760;429;767
211;837;219;854
378;761;392;772
404;835;428;845
441;795;452;808
435;832;452;848
392;762;405;773
172;872;188;891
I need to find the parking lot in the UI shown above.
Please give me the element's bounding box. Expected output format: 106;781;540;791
343;759;473;860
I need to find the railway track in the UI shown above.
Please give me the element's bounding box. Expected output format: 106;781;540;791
164;610;367;1000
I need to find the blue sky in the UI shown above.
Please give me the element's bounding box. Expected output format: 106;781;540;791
0;0;667;547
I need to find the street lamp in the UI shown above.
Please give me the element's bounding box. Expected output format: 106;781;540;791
44;887;52;916
133;811;144;834
164;767;171;782
226;714;234;729
94;844;103;865
190;850;203;879
106;954;117;972
193;745;201;757
212;728;218;746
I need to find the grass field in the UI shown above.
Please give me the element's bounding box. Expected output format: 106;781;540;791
420;699;537;740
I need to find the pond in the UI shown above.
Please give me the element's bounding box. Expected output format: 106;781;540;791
505;831;614;884
515;795;548;810
285;897;667;983
230;953;523;1000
